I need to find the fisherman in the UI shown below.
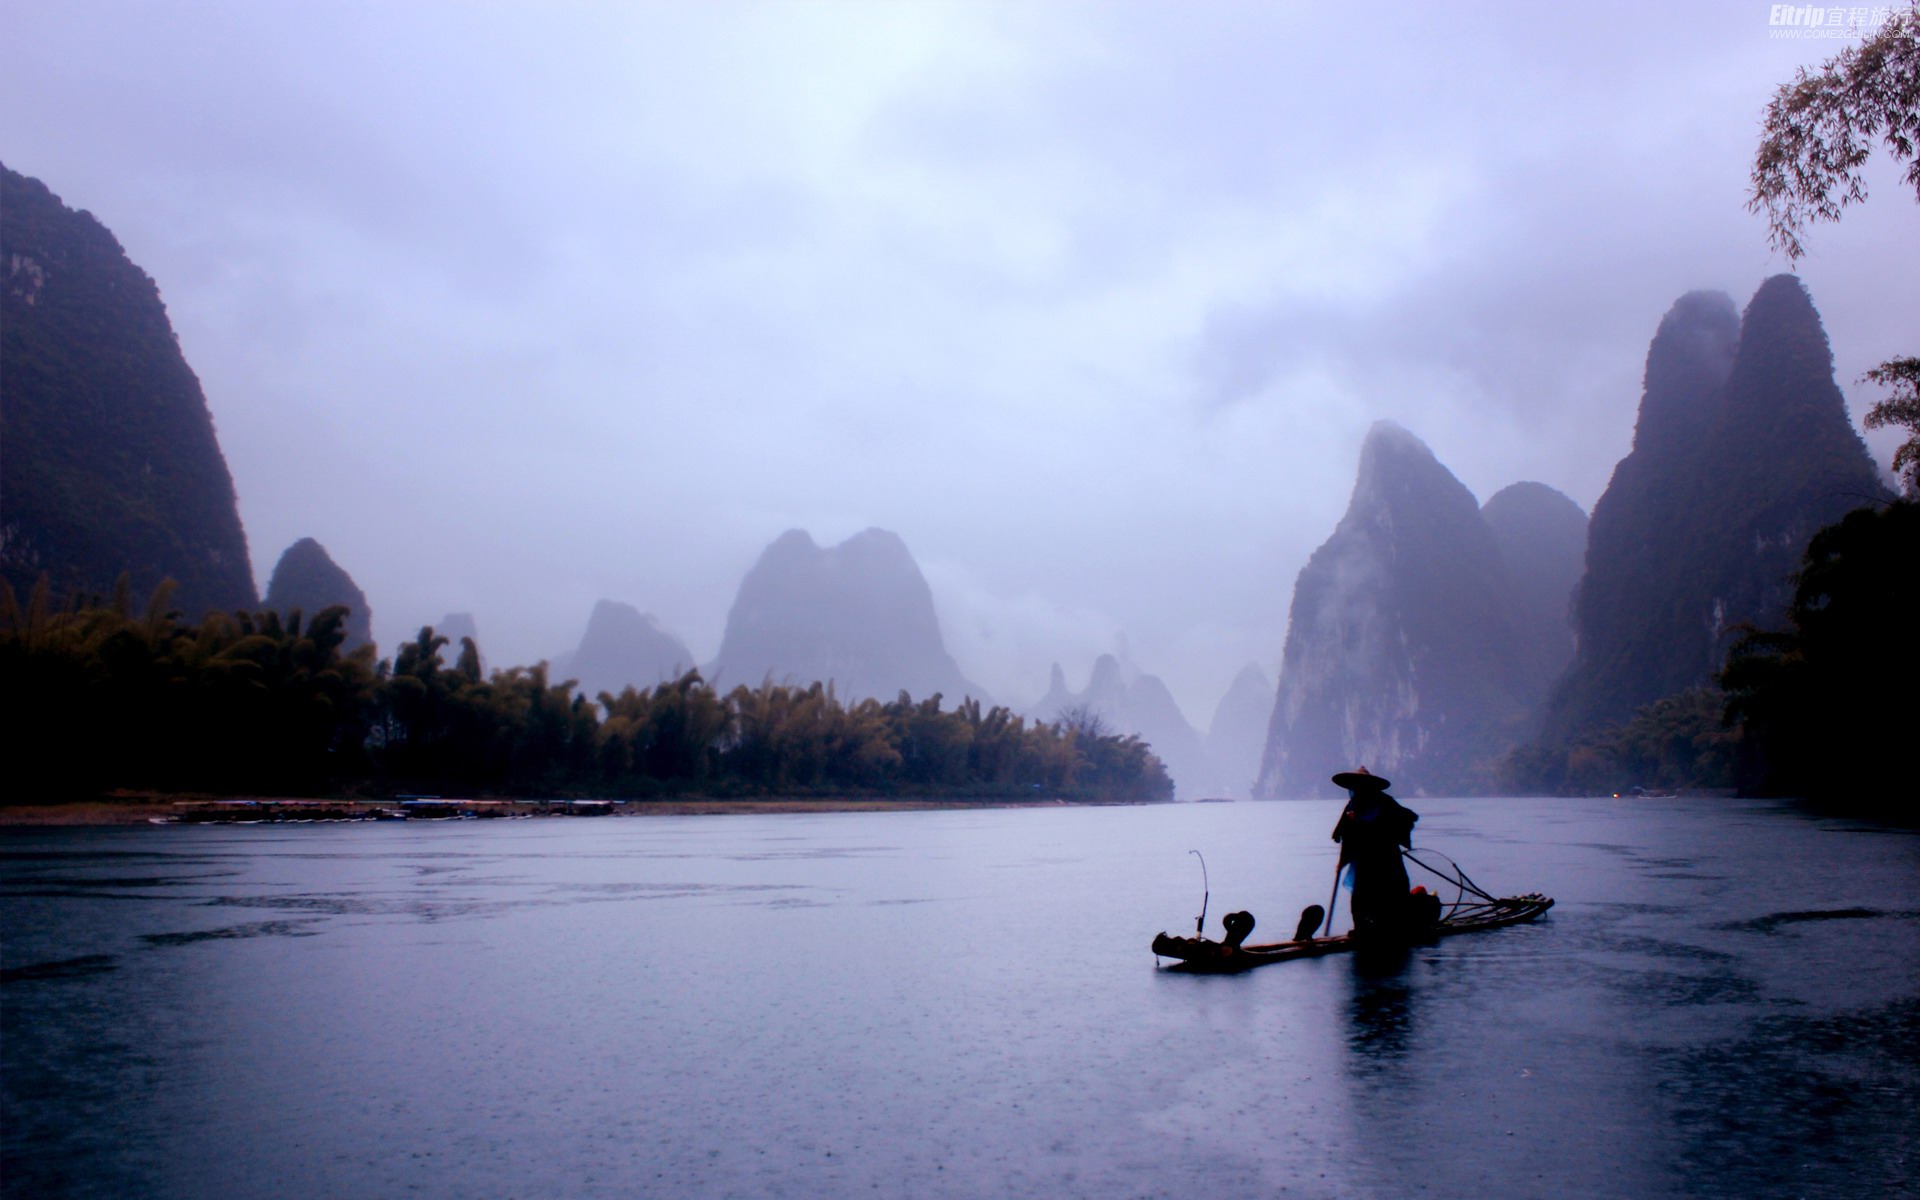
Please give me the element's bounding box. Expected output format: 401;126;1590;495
1330;767;1420;939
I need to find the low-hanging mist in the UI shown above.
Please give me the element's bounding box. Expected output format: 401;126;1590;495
1;4;1911;731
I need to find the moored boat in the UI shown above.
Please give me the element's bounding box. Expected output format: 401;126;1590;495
1152;892;1553;972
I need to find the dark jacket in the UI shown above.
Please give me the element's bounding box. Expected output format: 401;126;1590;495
1332;792;1417;862
1332;792;1418;932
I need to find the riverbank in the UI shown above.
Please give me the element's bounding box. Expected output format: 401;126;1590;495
0;793;1160;826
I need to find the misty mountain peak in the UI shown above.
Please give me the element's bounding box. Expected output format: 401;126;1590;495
1031;652;1210;798
1721;274;1846;433
1354;419;1440;491
587;598;671;638
1347;421;1485;532
1481;482;1588;702
1736;275;1826;365
708;527;984;703
1482;481;1585;530
567;599;695;701
1224;662;1273;696
763;528;822;564
1693;273;1886;636
838;527;912;558
1086;653;1126;697
264;537;372;650
1633;290;1739;457
1206;662;1275;799
1541;277;1886;748
1362;418;1422;452
1260;426;1534;797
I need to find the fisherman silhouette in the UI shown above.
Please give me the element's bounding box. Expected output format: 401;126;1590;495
1330;767;1420;939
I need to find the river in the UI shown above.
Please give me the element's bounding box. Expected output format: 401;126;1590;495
3;796;1916;1199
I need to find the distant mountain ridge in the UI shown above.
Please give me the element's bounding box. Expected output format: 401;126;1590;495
708;528;986;704
1029;652;1211;798
1;163;256;615
1481;481;1588;708
563;600;695;700
1206;663;1274;799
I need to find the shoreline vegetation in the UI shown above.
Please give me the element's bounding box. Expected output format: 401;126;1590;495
2;579;1175;812
0;793;1168;827
7;501;1911;815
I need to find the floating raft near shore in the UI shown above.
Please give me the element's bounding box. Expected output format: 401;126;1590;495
141;798;596;824
1151;894;1554;973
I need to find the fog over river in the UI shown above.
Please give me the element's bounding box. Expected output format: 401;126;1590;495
4;797;1916;1199
7;3;1915;717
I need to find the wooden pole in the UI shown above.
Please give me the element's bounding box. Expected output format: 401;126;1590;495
1322;857;1344;938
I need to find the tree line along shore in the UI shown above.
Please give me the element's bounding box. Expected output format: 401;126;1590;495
1;577;1174;814
0;795;1149;827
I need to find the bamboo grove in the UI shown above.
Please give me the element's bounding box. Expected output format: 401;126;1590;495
1;578;1173;803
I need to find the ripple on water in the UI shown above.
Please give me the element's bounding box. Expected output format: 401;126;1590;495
0;954;119;985
140;921;324;946
1714;906;1912;933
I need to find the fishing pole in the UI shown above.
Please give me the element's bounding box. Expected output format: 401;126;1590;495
1322;854;1343;938
1189;849;1209;935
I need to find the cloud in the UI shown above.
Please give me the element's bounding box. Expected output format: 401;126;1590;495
2;0;1910;722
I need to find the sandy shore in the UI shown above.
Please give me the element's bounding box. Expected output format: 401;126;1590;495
0;794;1146;826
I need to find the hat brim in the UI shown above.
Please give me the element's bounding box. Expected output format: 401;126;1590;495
1331;771;1391;791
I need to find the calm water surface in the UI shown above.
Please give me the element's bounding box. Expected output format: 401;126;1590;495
3;797;1916;1199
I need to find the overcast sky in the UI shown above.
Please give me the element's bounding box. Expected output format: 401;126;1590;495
4;1;1914;721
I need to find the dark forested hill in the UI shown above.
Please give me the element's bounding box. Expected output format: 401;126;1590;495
1538;279;1887;754
1690;275;1890;642
263;538;372;650
1;163;255;615
1539;290;1740;746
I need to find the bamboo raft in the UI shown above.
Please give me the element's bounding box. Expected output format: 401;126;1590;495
1151;893;1554;973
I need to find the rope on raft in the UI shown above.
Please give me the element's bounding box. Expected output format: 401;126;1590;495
1401;847;1500;917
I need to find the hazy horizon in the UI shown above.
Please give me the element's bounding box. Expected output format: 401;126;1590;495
4;1;1913;722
